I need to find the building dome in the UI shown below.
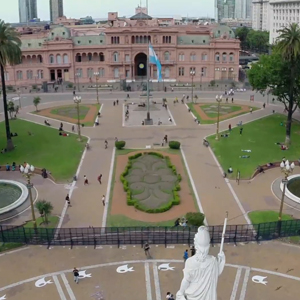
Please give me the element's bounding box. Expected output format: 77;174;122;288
48;26;71;40
212;25;235;39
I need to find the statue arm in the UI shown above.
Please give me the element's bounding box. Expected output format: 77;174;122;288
176;271;191;300
218;252;226;275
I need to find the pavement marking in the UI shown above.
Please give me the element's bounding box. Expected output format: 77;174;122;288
239;267;250;300
0;246;28;257
145;263;152;300
184;103;197;120
153;263;162;300
230;267;242;300
53;276;67;300
93;103;104;128
101;146;116;228
122;103;125;127
167;105;176;126
180;147;208;225
251;267;300;282
61;274;76;300
26;112;75;126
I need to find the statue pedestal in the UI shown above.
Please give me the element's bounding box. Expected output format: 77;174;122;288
144;118;153;125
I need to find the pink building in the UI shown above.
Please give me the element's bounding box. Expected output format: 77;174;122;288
3;8;240;90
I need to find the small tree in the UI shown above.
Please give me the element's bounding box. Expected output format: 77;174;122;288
35;199;53;224
35;200;45;218
33;96;41;111
210;80;216;90
7;100;15;119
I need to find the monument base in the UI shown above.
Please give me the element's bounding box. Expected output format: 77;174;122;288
144;118;153;125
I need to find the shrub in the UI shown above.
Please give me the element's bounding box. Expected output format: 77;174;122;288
115;141;126;149
129;153;142;160
186;212;205;227
147;152;164;158
169;141;181;149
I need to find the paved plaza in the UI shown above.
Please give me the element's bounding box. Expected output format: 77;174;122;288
1;90;300;299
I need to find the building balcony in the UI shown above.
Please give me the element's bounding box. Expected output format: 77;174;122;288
109;61;124;65
46;63;72;68
160;60;175;65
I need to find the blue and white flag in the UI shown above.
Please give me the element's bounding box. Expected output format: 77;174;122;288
149;43;162;82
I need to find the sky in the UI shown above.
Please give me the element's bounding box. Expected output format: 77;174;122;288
1;0;214;23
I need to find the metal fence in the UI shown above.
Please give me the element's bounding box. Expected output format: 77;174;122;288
1;219;300;248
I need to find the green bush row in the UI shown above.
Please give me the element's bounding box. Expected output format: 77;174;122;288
115;141;126;149
186;212;205;227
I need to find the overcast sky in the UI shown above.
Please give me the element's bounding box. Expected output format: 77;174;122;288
1;0;214;23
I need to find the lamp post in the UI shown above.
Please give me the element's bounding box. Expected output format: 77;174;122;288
20;163;37;230
94;71;100;104
190;70;195;102
74;96;82;141
200;71;203;91
75;73;80;92
215;95;223;140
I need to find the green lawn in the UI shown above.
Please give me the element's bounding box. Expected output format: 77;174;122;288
248;210;293;224
0;119;87;182
0;242;24;253
207;114;300;179
107;215;176;227
24;216;59;228
201;104;242;118
187;103;259;124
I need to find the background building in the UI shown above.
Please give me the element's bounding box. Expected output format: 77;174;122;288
50;0;64;22
19;0;38;23
216;0;236;22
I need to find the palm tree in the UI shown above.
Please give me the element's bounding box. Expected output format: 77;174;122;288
35;200;54;224
276;23;300;145
33;96;41;111
0;20;22;151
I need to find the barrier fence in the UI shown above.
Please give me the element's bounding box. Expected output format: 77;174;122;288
1;219;300;249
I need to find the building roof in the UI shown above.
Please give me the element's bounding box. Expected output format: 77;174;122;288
130;12;152;20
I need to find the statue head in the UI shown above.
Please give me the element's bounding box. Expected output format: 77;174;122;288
194;226;211;262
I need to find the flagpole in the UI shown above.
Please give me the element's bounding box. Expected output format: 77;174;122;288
146;0;151;121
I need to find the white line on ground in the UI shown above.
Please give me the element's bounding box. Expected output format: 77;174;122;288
61;274;76;300
251;267;300;281
153;263;162;300
101;146;116;227
167;105;176;126
145;263;152;300
53;275;67;300
230;268;242;300
93;103;104;128
184;103;197;119
0;246;28;257
122;103;125;127
239;267;250;300
180;147;208;226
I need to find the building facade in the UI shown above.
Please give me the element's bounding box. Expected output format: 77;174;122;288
50;0;64;23
216;0;236;22
3;10;240;88
18;0;38;23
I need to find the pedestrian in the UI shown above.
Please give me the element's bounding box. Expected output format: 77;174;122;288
226;97;228;103
190;245;196;256
84;175;89;185
144;242;151;259
105;140;108;149
183;249;189;262
164;135;168;143
250;108;253;113
102;195;105;206
166;292;174;300
240;128;243;135
263;103;266;109
72;125;75;132
174;218;180;226
116;99;119;105
98;174;102;184
65;194;71;207
73;267;79;284
95;116;99;126
115;137;118;142
231;98;234;103
228;124;231;131
113;101;115;106
60;122;63;129
73;90;75;96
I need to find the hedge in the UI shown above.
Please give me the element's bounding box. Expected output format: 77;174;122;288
115;141;126;149
186;212;205;227
169;141;181;149
120;152;182;213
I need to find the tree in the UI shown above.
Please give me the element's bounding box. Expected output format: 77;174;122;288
235;26;250;49
7;100;15;119
33;96;41;111
248;53;300;144
35;200;54;224
247;30;269;53
0;20;22;151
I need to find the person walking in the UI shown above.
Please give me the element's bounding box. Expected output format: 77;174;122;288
105;140;108;149
263;103;266;109
72;125;75;132
65;194;71;207
190;245;196;256
98;174;102;184
102;195;105;206
73;267;79;284
240;128;243;135
116;99;119;105
144;243;151;259
228;124;232;131
183;249;189;262
84;175;89;185
113;101;115;106
250;108;253;114
231;98;234;103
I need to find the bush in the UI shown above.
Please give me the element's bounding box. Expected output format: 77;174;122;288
129;153;142;160
169;141;181;149
147;152;164;158
115;141;126;149
186;212;205;227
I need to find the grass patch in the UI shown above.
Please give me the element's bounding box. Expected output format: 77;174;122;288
0;119;87;182
0;242;24;252
248;210;293;224
207;114;300;179
107;215;176;227
24;216;60;228
187;103;259;124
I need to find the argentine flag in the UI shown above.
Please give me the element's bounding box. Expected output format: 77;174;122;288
149;43;162;82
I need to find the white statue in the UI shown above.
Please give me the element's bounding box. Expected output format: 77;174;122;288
176;226;226;300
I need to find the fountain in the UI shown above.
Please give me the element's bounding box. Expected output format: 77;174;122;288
280;174;300;204
0;180;29;215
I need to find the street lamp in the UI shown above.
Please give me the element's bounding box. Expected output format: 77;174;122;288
73;96;82;141
20;163;37;230
94;71;100;104
75;73;81;92
200;71;204;91
215;95;223;140
190;70;195;102
279;160;295;222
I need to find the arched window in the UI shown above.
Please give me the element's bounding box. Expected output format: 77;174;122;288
215;52;220;62
229;52;234;62
37;70;44;79
165;67;170;78
76;68;82;77
179;53;184;61
49;54;55;64
76;54;82;62
131;36;135;44
222;52;227;62
144;35;147;43
27;70;33;79
56;54;62;64
87;68;94;78
201;53;207;61
63;54;68;63
190;53;196;61
114;67;119;78
164;51;170;61
37;55;43;63
99;52;105;61
88;53;92;61
113;52;119;62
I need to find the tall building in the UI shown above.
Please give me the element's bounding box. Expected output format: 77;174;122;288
252;0;270;31
19;0;37;23
50;0;64;22
216;0;236;22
